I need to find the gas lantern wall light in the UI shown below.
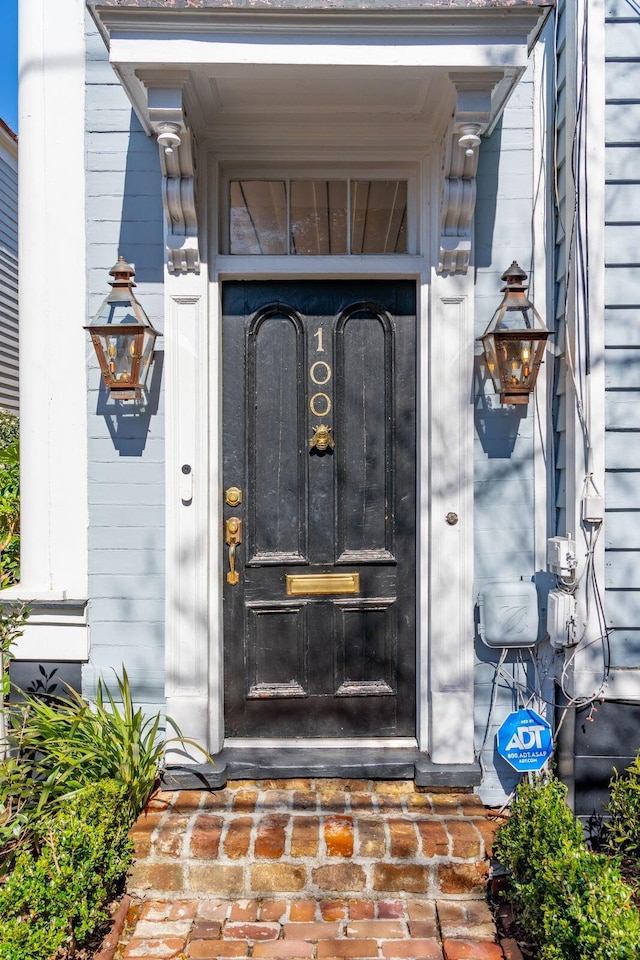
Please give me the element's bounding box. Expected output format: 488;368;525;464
85;257;161;402
478;261;552;405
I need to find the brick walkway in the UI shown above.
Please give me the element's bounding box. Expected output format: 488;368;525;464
114;779;519;960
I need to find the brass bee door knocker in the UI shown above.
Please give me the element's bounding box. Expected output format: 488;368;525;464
309;424;335;453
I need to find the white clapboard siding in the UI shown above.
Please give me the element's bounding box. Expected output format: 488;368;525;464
0;120;18;414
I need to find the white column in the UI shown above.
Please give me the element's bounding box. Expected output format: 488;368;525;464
427;273;475;764
16;0;88;600
164;279;211;753
161;127;210;755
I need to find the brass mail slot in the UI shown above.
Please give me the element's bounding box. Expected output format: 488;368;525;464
286;573;360;596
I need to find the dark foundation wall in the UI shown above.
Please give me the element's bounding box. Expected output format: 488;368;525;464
573;699;640;819
9;661;83;701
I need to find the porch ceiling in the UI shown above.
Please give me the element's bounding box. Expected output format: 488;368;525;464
89;0;552;150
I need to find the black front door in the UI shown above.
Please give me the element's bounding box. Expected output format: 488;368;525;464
222;280;416;738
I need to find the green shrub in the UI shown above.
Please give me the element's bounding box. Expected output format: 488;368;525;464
0;757;32;870
0;601;29;701
0;411;19;447
0;779;133;960
0;413;20;587
0;603;30;866
604;753;640;890
495;775;640;960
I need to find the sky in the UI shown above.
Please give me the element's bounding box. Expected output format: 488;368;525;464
0;0;18;133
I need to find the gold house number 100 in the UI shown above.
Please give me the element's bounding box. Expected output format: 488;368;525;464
310;326;332;416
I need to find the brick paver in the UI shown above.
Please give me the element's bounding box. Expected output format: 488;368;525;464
114;900;513;960
114;781;511;960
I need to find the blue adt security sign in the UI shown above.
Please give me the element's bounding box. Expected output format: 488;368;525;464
496;709;553;772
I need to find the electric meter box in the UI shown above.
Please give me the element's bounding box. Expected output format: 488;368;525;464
477;581;539;649
547;589;578;648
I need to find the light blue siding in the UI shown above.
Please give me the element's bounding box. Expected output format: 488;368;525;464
604;0;640;684
473;64;541;804
83;14;165;708
552;0;640;812
606;630;640;668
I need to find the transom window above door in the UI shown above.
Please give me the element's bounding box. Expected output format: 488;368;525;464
228;179;408;256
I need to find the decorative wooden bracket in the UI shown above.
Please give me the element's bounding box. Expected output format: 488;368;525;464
148;86;200;275
439;73;503;276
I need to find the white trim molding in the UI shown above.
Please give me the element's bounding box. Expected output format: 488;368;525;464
561;0;607;702
13;604;88;662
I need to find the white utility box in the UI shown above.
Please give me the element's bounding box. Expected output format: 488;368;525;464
547;536;577;576
477;581;539;649
547;589;578;648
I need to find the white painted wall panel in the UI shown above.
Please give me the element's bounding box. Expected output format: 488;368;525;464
605;552;640;589
605;226;640;265
606;0;640;18
605;145;640;180
605;308;640;345
605;471;640;507
605;589;640;626
605;22;640;59
606;629;640;667
606;184;640;222
605;348;640;387
605;268;640;300
607;432;640;468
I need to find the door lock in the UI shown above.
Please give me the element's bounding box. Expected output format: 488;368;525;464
225;517;242;585
225;486;242;507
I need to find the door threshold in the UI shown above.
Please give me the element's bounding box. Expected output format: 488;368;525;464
225;738;419;749
161;745;481;790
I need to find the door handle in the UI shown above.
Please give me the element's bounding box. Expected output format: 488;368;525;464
225;517;242;585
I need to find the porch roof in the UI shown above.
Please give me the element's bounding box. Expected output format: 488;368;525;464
91;0;550;9
88;0;552;274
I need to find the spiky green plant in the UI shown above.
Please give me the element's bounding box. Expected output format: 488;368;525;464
8;667;202;823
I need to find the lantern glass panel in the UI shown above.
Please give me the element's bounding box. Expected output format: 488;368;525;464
499;305;534;331
499;338;536;391
482;333;502;395
139;328;157;388
98;331;136;385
